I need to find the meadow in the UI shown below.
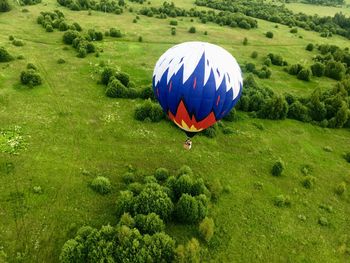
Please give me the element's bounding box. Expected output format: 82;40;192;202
0;0;350;262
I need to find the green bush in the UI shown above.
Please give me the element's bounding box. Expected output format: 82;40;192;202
325;60;346;80
318;217;329;226
12;40;24;46
189;26;196;33
175;238;201;263
0;0;11;12
202;124;218;138
344;152;350;163
110;28;122;37
134;213;165;234
8;35;14;41
271;159;284;176
116;71;130;87
20;69;42;87
57;58;66;64
223;108;237;122
116;190;135;217
45;24;54;32
59;21;69;31
302;176;316;189
290;28;298;33
243;37;248;45
306;43;314;51
134;100;164;122
297;69;311;81
311;62;325;77
171;27;176;35
101;67;115;85
155;168;169;181
134;183;174;221
274;194;291;207
77;47;87;58
127;182;144;195
0;47;13;62
177;165;193;176
199;217;214;243
335;182;346;195
175;193;208;224
251;51;258;59
208;179;223;201
139;86;155;100
27;63;37;70
264;57;272;66
90;176;112;195
105;78;128;98
63;30;80;44
170;20;178;26
288;64;303;75
266;31;273;38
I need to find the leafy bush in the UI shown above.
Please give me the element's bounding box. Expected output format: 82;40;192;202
175;193;208;224
297;69;311;81
171;27;176;35
189;26;196;33
271;159;284;176
116;71;130;87
154;168;169;181
134;100;164;122
267;53;285;66
288;64;303;75
344;152;350;163
288;101;309;122
243;37;248;45
170;20;178;26
175;238;201;263
57;58;66;64
0;47;13;62
290;28;298;33
274;194;291;207
318;217;329;226
134;183;174;221
0;0;11;12
208;179;223;201
20;69;42;87
27;63;37;70
199;217;214;243
63;30;80;44
311;62;325;77
101;67;115;85
90;176;112;195
12;40;24;46
139;86;155;100
266;31;274;38
202;124;218;138
302;176;316;189
325;60;346;80
251;51;258;58
110;28;122;37
177;165;193;177
223;108;236;122
335;182;346;195
105;78;128;98
306;43;314;51
134;213;165;234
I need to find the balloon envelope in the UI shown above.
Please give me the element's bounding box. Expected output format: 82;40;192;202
152;41;243;133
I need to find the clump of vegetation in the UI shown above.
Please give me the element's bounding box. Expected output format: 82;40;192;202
311;62;325;77
265;31;273;38
199;217;214;242
302;176;316;189
0;47;13;62
109;28;122;37
297;68;311;81
134;100;164;122
335;182;346;195
290;28;297;33
0;0;11;12
251;51;258;58
274;194;291;207
170;20;178;26
243;37;248;45
344;152;350;163
306;43;314;51
20;65;42;88
12;39;24;47
171;27;176;35
90;176;112;195
271;159;284;177
189;26;196;33
57;58;65;64
57;0;123;14
154;168;169;181
318;217;329;226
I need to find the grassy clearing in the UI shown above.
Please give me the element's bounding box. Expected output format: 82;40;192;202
0;0;350;262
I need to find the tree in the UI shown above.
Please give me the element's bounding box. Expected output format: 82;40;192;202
266;31;274;38
0;0;11;12
258;95;288;120
175;193;208;224
0;47;13;62
308;88;327;121
20;69;42;87
297;69;311;81
311;62;325;77
134;213;165;234
272;159;285;176
63;30;80;44
325;61;346;80
189;26;196;33
288;101;309;121
199;217;214;242
306;43;314;51
134;183;174;221
288;64;303;75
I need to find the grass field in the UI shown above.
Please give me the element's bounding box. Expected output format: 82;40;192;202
284;2;350;17
1;0;350;262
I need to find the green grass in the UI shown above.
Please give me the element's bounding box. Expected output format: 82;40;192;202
285;2;350;16
1;0;350;262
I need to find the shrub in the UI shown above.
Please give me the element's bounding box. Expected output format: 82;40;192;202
12;40;24;46
318;217;329;226
264;58;272;66
297;69;311;81
127;182;144;195
138;36;143;42
171;27;176;35
155;168;169;181
134;213;165;234
57;58;66;64
45;24;54;32
105;78;128;98
0;47;13;62
258;95;288;120
0;0;11;12
175;193;208;224
116;190;135;217
8;35;14;41
116;71;130;87
302;176;316;189
202;124;218;138
325;61;346;80
177;165;193;176
274;194;291;207
208;179;223;201
266;31;273;38
77;47;87;58
288;64;303;75
344;152;350;163
175;238;201;263
27;63;37;70
189;26;196;33
245;62;256;73
72;22;82;31
306;43;314;51
119;212;135;228
101;67;115;85
134;100;164;122
222;126;235;134
199;217;214;242
290;28;298;33
90;176;112;195
335;182;346;195
134;183;174;221
267;53;285;66
311;62;325;77
288;101;309;121
170;20;178;26
59;21;69;31
139;86;155;100
251;51;258;59
271;159;284;176
20;69;42;87
243;37;248;45
63;30;80;44
110;28;122;37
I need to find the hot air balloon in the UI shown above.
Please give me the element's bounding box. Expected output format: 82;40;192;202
152;42;243;147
